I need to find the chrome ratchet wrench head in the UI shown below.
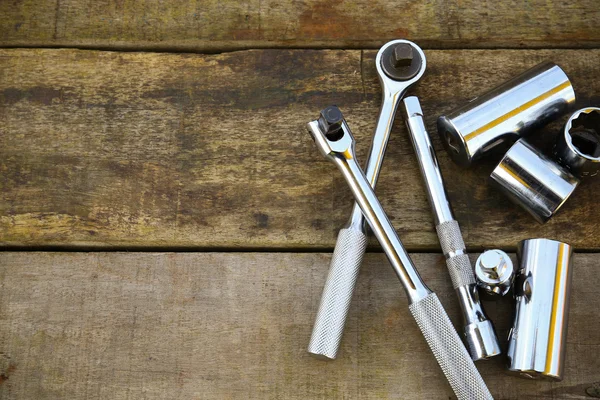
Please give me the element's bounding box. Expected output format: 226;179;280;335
308;40;426;361
307;108;493;400
402;96;501;361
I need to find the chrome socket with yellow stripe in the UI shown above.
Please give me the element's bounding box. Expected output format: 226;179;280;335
437;62;576;168
507;239;574;381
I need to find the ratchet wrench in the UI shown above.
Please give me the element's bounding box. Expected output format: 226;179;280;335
402;96;501;360
308;40;427;360
307;107;493;400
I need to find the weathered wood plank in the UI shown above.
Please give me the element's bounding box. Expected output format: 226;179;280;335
0;252;597;399
0;1;599;50
1;48;600;250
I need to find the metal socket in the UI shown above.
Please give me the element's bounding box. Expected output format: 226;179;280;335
490;139;579;224
554;107;600;177
475;249;514;297
507;238;574;381
438;62;576;167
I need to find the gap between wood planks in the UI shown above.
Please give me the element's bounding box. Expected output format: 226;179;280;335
1;43;600;55
1;245;600;254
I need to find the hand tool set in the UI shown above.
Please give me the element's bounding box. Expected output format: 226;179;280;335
305;39;592;399
308;40;427;360
307;106;493;399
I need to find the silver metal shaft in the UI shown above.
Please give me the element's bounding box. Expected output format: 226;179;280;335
402;96;501;360
403;97;453;225
306;116;493;399
308;119;431;302
308;40;427;359
340;153;432;302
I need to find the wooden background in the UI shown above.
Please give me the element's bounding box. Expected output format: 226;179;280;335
1;1;599;399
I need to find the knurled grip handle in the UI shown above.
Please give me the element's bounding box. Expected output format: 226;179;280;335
308;227;368;359
409;293;494;400
436;220;476;289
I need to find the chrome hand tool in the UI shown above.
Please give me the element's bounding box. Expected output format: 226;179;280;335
438;62;575;167
475;249;514;298
308;40;427;360
402;96;501;360
508;238;574;381
490;139;579;224
307;107;493;400
554;107;600;177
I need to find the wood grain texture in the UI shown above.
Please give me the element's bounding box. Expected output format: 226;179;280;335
0;252;597;399
0;1;599;51
1;48;600;251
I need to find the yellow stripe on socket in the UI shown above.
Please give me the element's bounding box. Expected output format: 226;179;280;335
464;81;572;142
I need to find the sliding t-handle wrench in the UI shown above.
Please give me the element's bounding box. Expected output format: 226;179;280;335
307;108;493;400
308;40;426;360
402;96;501;360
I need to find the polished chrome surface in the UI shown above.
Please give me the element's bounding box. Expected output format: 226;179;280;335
308;40;426;360
307;228;367;360
507;238;574;381
402;96;500;360
490;139;580;224
456;285;501;360
346;40;427;230
307;119;431;303
438;62;575;167
554;107;600;177
475;249;514;297
402;96;453;225
410;293;494;400
307;115;493;399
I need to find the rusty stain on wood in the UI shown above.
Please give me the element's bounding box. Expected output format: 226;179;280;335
0;364;16;385
0;0;599;50
0;48;599;250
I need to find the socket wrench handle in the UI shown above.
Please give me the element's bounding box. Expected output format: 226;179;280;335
307;112;493;400
307;117;431;302
346;40;427;231
402;96;501;360
308;228;367;359
309;40;427;359
410;293;493;400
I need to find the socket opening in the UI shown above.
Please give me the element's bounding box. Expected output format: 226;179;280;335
569;110;600;158
444;130;460;154
571;130;600;158
325;128;344;142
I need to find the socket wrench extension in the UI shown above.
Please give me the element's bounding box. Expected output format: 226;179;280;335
308;40;427;360
554;107;600;177
402;96;501;360
438;62;575;167
307;108;493;400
